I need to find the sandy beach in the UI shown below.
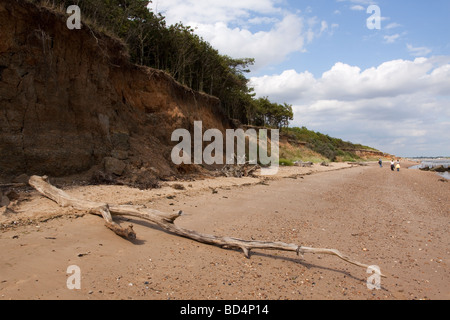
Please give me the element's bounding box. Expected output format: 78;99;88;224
0;161;448;300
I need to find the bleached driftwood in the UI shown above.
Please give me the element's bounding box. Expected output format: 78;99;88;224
28;175;385;277
221;163;260;178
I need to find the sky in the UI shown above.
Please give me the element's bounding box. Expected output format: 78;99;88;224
148;0;450;157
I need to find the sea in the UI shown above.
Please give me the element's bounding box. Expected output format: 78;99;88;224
408;158;450;180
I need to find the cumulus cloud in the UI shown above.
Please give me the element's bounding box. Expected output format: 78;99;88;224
151;0;278;25
194;13;306;69
149;0;327;71
250;58;450;102
249;57;450;156
385;22;402;30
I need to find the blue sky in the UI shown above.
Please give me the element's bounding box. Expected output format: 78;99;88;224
149;0;450;157
267;0;450;77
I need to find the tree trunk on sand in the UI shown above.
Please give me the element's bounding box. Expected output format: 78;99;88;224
28;175;385;277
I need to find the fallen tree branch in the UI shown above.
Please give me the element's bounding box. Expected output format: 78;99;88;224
29;176;135;239
28;175;385;277
220;156;261;178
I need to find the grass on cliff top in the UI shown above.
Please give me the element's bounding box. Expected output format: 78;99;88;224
279;126;379;163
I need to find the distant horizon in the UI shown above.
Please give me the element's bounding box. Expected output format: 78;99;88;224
284;124;449;160
402;156;450;159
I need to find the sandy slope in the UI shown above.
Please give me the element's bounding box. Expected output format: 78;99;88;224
0;162;448;300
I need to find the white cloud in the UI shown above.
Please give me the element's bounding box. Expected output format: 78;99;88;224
385;22;401;30
250;58;447;102
194;13;305;70
407;44;432;57
249;57;450;156
384;34;400;43
337;0;377;5
320;21;329;34
151;0;278;25
247;16;278;25
350;5;365;11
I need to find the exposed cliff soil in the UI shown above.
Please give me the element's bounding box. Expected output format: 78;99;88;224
0;0;230;185
341;148;395;161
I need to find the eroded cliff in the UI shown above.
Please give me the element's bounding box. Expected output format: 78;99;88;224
0;0;230;185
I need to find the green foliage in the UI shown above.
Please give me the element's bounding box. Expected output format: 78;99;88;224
278;158;295;166
284;127;377;162
249;97;293;129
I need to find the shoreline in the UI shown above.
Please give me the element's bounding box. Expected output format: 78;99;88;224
0;162;354;228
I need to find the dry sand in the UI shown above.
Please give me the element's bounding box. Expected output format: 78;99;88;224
0;161;448;300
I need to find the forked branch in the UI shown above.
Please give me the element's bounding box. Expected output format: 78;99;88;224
28;176;385;277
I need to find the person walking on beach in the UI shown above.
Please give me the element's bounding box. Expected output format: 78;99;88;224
391;160;395;171
396;160;401;172
379;159;383;168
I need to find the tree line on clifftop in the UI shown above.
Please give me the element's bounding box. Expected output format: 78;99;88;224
33;0;293;129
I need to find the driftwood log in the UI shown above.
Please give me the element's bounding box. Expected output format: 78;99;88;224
28;175;385;277
221;163;260;178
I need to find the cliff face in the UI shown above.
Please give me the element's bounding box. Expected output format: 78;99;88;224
0;0;229;183
341;149;395;160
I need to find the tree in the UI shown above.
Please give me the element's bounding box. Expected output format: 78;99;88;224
37;0;293;128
